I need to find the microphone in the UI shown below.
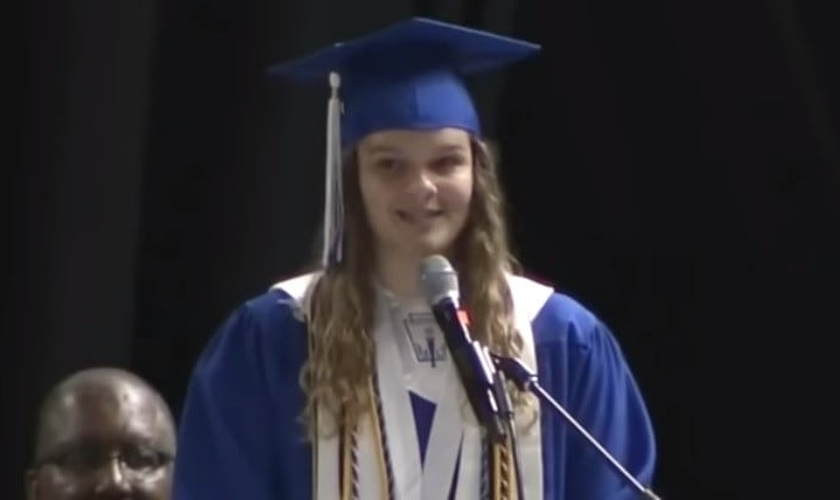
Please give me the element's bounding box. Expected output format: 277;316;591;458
418;255;507;444
490;354;664;500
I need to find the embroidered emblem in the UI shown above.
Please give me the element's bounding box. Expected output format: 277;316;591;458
402;312;447;366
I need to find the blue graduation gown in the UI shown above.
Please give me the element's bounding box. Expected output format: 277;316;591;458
172;281;657;499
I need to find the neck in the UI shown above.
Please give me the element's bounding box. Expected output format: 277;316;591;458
374;250;423;301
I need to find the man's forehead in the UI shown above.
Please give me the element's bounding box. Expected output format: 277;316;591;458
37;378;174;455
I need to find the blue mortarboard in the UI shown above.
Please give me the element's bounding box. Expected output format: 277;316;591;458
267;17;540;268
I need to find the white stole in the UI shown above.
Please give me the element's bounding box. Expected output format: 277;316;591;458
270;272;554;500
376;290;469;500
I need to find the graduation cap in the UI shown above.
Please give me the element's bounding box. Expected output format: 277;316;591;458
267;17;540;268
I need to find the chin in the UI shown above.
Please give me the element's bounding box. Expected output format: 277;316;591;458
408;235;458;258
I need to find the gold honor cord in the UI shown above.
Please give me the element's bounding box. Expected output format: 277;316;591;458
492;437;518;500
336;379;519;500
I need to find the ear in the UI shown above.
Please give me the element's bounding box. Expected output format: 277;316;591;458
24;468;39;500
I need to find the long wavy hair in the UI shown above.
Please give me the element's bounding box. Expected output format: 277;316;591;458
299;137;534;439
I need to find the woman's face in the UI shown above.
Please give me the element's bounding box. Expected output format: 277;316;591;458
357;127;474;262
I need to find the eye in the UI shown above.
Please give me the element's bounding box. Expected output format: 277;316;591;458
51;447;103;472
430;155;467;172
121;447;172;472
374;157;401;171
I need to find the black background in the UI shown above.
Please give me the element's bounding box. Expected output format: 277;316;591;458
12;0;837;498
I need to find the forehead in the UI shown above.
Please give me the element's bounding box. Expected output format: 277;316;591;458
39;381;172;453
359;127;471;152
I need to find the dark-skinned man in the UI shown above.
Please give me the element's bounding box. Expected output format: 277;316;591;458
26;367;176;500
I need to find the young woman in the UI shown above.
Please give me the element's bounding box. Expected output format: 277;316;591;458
173;17;658;500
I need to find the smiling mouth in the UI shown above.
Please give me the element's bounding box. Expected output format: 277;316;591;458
396;209;444;223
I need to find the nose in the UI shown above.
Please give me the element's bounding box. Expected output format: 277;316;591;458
93;458;132;495
403;166;437;199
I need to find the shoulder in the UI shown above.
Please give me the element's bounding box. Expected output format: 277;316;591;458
223;271;319;329
196;272;320;370
507;273;609;350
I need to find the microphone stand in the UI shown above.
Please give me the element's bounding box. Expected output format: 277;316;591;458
490;353;663;500
490;364;526;500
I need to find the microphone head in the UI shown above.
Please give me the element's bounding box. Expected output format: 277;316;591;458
418;255;460;305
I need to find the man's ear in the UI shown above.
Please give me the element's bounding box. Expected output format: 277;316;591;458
25;468;39;500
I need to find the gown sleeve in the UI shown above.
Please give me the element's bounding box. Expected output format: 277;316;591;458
172;292;311;500
535;293;658;500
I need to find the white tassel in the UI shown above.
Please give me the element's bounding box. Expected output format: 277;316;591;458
322;71;344;268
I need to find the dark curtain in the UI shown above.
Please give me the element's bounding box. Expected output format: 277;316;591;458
12;0;837;498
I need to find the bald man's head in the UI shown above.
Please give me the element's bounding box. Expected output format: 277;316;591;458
27;367;176;500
